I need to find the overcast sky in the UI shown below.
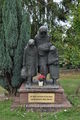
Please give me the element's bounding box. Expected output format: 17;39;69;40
45;0;63;3
54;0;62;3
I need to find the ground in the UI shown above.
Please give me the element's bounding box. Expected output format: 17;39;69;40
0;71;80;120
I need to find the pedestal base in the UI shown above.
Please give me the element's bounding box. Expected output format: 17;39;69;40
11;83;71;112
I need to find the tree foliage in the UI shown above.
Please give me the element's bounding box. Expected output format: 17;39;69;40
62;0;80;68
24;0;66;37
0;0;30;94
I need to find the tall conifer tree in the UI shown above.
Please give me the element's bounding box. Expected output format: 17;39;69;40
0;0;30;94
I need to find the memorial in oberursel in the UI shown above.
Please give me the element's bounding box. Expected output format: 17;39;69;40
12;26;71;112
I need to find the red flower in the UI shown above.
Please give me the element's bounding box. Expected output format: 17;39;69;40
38;74;45;81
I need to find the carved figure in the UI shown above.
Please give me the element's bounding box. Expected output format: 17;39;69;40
35;26;52;82
21;26;59;86
48;45;59;85
21;39;38;86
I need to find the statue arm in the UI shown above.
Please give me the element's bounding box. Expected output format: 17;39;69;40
48;50;59;65
48;58;59;65
38;42;52;51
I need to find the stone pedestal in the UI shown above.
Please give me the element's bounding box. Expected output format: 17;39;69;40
12;83;71;112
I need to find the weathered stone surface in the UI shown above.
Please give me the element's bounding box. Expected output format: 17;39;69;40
11;83;71;112
21;26;59;86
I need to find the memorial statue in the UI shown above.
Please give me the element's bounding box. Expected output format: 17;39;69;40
19;28;71;112
21;26;59;86
48;45;59;85
21;39;38;86
35;26;52;84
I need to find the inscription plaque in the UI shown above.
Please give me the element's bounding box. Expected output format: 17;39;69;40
28;93;55;103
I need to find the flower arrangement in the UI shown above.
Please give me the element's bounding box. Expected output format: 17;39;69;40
38;74;45;82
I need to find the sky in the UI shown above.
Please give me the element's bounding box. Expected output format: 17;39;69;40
53;0;71;28
45;0;63;4
54;0;62;3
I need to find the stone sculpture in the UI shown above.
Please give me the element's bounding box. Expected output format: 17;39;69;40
35;26;52;83
48;45;59;85
21;39;38;86
21;26;59;86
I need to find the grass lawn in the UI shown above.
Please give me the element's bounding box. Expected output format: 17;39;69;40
0;73;80;120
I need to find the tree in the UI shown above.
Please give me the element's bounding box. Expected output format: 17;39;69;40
62;0;80;69
24;0;65;38
0;0;31;94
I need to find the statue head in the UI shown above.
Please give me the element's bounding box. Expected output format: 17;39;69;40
50;45;56;52
28;39;35;47
39;26;48;37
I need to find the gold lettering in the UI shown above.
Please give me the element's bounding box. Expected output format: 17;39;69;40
28;93;55;103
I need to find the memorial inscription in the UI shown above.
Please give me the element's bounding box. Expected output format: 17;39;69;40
28;93;55;103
